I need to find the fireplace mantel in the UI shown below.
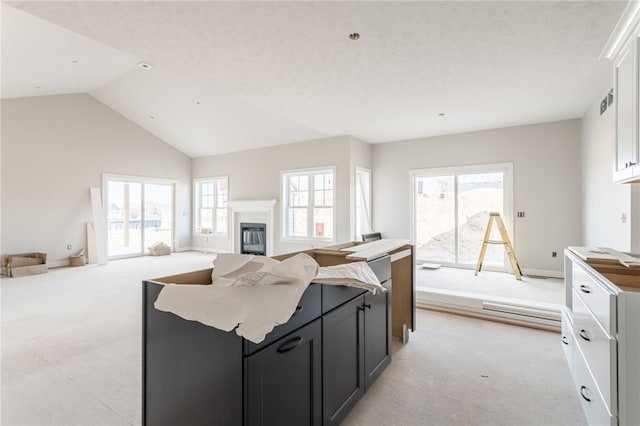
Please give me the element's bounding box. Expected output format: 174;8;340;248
228;199;278;256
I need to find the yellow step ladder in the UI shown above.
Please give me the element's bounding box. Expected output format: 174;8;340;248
474;212;522;280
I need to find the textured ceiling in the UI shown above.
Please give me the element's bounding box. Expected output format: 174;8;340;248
2;1;629;158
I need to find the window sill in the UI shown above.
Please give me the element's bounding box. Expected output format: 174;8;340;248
280;237;336;246
193;233;228;239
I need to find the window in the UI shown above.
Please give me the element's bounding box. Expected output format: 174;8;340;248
411;163;513;269
282;168;335;241
195;177;228;235
104;174;175;259
355;167;372;240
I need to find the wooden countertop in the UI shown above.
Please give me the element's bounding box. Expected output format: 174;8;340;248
318;239;411;261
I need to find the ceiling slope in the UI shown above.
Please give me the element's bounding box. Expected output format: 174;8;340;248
3;1;628;157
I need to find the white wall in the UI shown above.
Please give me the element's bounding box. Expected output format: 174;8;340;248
581;83;631;250
191;136;353;255
372;119;582;275
1;94;192;264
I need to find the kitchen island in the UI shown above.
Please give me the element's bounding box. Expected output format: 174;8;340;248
142;241;414;426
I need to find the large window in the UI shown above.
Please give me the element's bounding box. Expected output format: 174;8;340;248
195;177;228;235
282;168;335;241
355;166;372;240
105;175;174;259
412;163;513;269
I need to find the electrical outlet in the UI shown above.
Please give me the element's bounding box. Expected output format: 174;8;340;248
600;97;608;115
66;244;72;251
517;211;525;218
552;251;557;258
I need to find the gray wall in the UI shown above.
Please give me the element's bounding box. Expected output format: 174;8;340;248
372;119;583;275
192;136;357;255
1;94;192;264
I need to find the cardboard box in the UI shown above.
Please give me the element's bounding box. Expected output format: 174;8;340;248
148;243;171;256
69;249;86;267
1;252;48;277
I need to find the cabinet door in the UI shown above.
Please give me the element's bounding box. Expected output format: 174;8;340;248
322;296;365;426
364;284;391;391
245;319;322;426
614;38;636;181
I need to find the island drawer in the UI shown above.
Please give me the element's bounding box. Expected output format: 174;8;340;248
244;284;322;355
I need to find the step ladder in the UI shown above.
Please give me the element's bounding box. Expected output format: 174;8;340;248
475;212;522;280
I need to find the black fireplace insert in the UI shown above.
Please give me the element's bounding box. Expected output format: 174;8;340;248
240;223;266;256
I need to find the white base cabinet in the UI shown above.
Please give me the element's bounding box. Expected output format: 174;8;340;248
563;248;640;425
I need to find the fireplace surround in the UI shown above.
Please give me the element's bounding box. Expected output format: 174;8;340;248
227;199;277;256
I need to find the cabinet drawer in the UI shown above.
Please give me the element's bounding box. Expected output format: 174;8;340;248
244;284;321;355
572;344;617;426
561;308;573;373
322;285;366;314
572;262;617;334
572;291;618;412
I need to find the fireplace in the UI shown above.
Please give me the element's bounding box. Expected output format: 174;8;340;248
240;223;267;256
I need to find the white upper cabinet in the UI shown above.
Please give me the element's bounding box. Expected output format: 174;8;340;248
604;2;640;183
614;37;637;181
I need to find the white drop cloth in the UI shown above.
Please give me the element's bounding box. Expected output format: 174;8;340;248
314;262;385;295
154;253;318;343
153;253;385;343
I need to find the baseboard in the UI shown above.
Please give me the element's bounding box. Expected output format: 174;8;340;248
185;246;230;254
521;268;563;279
416;288;562;331
47;259;72;268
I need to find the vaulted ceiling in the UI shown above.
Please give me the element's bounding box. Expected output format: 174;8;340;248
1;1;628;158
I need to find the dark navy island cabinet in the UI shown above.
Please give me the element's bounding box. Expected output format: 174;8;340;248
142;255;392;426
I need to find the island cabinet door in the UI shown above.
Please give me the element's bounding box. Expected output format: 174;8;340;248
322;296;365;426
364;281;392;391
245;318;322;426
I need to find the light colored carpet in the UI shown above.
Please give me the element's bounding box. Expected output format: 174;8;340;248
2;252;583;425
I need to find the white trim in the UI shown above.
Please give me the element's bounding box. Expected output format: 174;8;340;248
193;176;229;236
601;0;640;60
280;166;337;243
354;166;372;240
521;268;563;279
103;173;178;185
416;288;562;330
185;246;230;254
228;199;278;256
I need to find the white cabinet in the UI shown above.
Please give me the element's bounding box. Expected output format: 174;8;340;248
606;3;640;183
613;36;637;182
562;248;640;425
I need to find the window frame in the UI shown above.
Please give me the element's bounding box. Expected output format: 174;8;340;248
281;166;337;243
193;176;229;237
354;166;372;240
